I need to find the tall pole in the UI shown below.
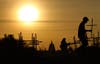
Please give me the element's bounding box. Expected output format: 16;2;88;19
91;18;93;38
97;32;100;46
87;18;96;38
35;33;37;50
73;36;77;49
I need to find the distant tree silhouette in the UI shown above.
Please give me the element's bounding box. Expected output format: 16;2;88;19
60;38;68;52
7;34;17;48
48;41;55;53
1;34;17;49
0;34;8;48
78;17;92;48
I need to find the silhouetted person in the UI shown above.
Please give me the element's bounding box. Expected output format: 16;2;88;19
78;17;92;48
48;41;55;53
60;38;68;53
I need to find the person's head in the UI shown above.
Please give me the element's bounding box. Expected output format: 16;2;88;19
82;17;89;23
63;38;66;41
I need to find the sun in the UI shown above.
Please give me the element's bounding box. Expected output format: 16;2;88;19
18;5;39;23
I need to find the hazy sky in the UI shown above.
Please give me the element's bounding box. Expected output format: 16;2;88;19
0;0;100;50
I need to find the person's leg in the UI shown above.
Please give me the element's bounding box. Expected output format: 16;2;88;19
80;38;88;48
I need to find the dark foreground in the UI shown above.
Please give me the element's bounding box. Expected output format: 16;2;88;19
0;46;100;64
0;34;100;64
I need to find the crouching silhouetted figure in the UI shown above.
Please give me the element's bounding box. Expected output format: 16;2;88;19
60;38;69;54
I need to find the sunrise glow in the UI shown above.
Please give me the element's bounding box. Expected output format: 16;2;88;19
18;5;39;23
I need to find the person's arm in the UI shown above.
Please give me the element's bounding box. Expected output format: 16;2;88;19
86;30;92;32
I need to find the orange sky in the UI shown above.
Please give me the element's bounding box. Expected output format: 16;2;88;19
0;0;100;50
